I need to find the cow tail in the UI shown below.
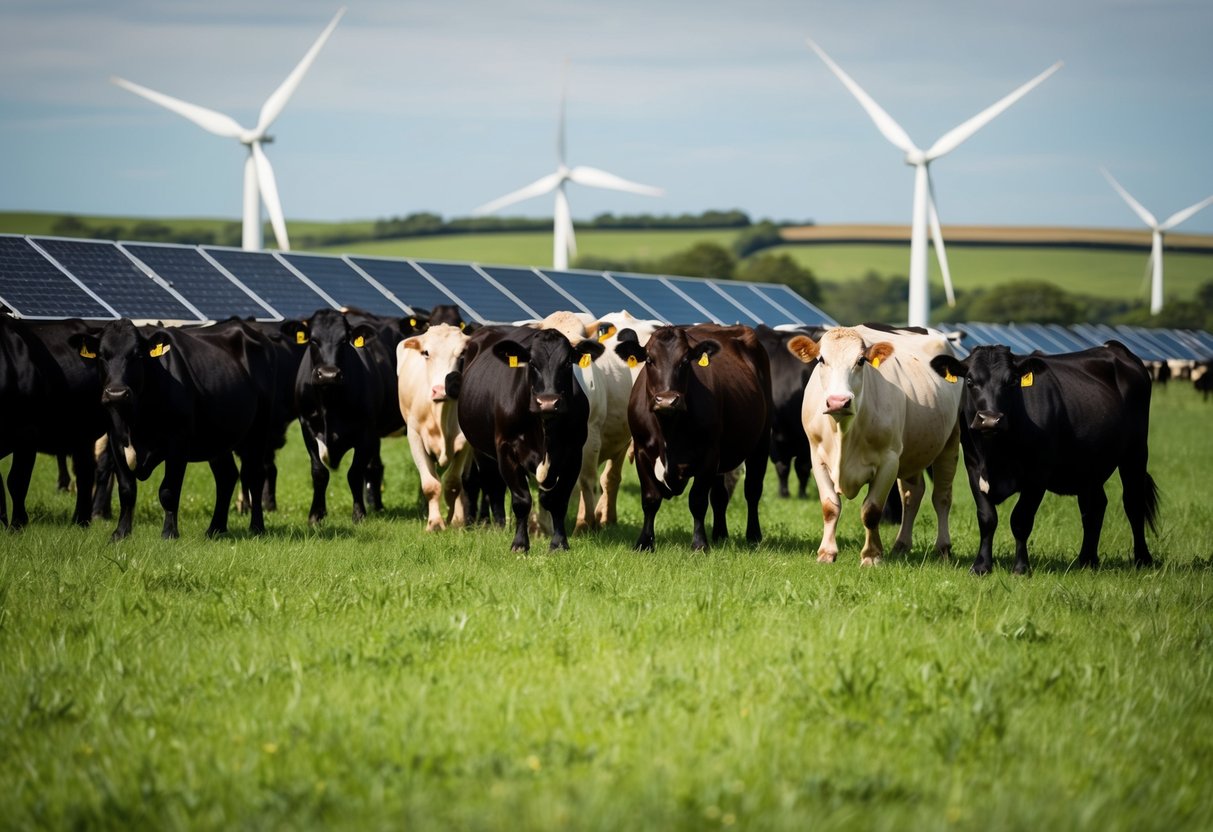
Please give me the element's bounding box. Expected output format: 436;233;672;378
1143;472;1160;535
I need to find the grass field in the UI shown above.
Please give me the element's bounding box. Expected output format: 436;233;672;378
2;385;1211;830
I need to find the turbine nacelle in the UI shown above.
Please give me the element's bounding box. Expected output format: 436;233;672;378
904;150;928;167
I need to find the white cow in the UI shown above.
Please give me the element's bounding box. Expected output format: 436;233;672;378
788;325;962;566
396;324;472;531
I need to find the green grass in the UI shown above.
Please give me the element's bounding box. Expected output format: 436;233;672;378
2;386;1212;830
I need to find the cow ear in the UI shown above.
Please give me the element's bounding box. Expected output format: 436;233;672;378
616;327;639;345
402;315;428;335
492;339;530;368
350;324;377;349
614;339;647;369
147;331;173;359
930;354;966;384
1016;356;1047;387
786;335;820;364
595;322;618;343
69;332;100;360
401;337;422;352
866;341;894;368
691;340;720;367
282;321;308;345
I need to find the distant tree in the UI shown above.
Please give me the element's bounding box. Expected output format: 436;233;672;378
657;242;736;279
961;280;1079;325
51;215;90;236
736;253;821;303
131;221;173;242
732;221;784;258
818;272;911;325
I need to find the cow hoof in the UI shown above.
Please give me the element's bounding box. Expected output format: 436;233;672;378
1134;555;1155;569
511;543;530;554
633;539;655;553
859;556;882;567
817;551;837;564
890;542;910;558
205;526;227;539
425;520;445;532
970;562;992;576
1012;563;1031;575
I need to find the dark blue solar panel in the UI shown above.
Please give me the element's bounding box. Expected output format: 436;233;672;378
348;257;466;319
205;248;333;320
280;253;403;316
0;236;114;319
123;243;271;321
416;261;533;323
663;277;759;325
712;282;798;326
35;238;198;320
536;269;635;318
751;284;836;326
1169;330;1213;359
1116;326;1171;362
1045;324;1100;352
608;274;704;324
480;266;577;318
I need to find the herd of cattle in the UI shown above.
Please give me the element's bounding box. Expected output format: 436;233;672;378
0;304;1167;573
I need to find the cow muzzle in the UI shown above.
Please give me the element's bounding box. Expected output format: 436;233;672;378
824;393;854;415
652;391;684;412
971;410;1005;433
313;365;343;385
102;385;132;405
430;384;447;402
534;394;564;416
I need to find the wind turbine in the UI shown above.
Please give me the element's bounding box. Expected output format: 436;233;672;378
807;39;1062;327
1101;168;1213;315
473;66;664;270
112;8;346;251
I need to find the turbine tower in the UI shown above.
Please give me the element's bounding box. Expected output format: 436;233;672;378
1101;168;1213;315
112;8;346;251
473;65;664;270
807;38;1062;327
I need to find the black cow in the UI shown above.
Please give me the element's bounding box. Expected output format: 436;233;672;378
1193;360;1213;401
457;326;604;552
0;315;106;527
755;324;824;499
284;308;411;525
71;318;278;540
615;324;773;551
930;342;1159;574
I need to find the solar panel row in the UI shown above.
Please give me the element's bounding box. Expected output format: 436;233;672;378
952;321;1213;362
0;234;836;330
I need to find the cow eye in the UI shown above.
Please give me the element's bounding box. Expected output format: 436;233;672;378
421;350;430;358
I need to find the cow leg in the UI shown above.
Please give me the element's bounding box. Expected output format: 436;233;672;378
688;475;713;551
503;457;532;553
744;442;768;545
205;454;239;537
1075;485;1107;570
111;450;137;541
92;437;115;520
1119;463;1156;569
5;448;36;529
262;453;279;513
303;428;329;526
443;450;470;528
859;456;899;566
891;474;925;558
538;478;572;552
408;433;446;532
595;448;626;526
573;434;602;535
971;487;998;575
774;456;792;499
347;443;373;524
1008;488;1046;575
238;453;267;536
929;427;960;561
56;454;72;492
364;448;385;513
632;453;663;552
709;474;730;543
812;462;841;563
158;457;187;540
69;444;96;527
794;452;812;499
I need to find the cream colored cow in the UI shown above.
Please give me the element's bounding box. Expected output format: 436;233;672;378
788;325;962;566
396;324;472;531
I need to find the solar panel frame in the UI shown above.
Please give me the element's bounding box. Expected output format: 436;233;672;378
750;283;837;326
32;236;203;321
1172;329;1213;359
120;241;278;322
347;255;471;321
0;235;118;320
413;260;537;323
536;268;654;319
1143;329;1205;361
605;272;711;324
1047;324;1103;351
477;265;589;319
202;246;338;320
278;251;408;317
712;281;800;327
660;276;760;325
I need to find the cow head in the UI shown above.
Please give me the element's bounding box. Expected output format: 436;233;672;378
399;323;469;402
70;319;173;470
493;328;603;418
930;346;1047;435
787;328;893;420
289;309;377;387
615;326;719;414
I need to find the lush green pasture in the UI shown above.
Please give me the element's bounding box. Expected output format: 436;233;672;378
2;385;1211;830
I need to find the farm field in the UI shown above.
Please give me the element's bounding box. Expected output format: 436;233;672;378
2;385;1211;830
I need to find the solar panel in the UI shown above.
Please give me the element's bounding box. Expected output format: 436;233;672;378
662;277;759;325
121;242;275;322
1009;323;1068;354
204;247;335;320
479;266;583;319
34;237;200;321
415;261;536;323
0;235;115;319
751;283;836;326
279;252;405;316
713;282;799;327
347;256;467;320
1173;329;1213;359
537;269;645;318
607;273;708;324
1046;324;1101;352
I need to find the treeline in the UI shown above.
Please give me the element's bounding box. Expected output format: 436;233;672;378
50;216;244;247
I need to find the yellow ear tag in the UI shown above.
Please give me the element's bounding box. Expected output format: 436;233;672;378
626;355;638;369
409;318;417;327
508;355;519;368
579;353;592;369
1020;371;1034;388
79;345;96;359
459;322;466;331
149;343;170;358
698;353;710;367
353;336;365;348
870;356;881;369
295;331;307;344
944;370;958;383
598;325;616;343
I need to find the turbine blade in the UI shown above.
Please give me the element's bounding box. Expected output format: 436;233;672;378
1161;193;1213;230
555;186;576;260
251;142;290;251
927;174;955;306
111;76;245;138
926;61;1062;160
1101;167;1158;228
255;7;346;137
569;166;664;197
473;172;564;215
805;38;917;155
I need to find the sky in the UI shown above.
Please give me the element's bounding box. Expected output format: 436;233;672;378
3;0;1213;234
